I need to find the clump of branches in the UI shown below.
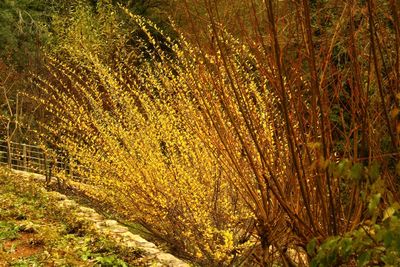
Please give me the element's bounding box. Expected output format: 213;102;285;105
34;0;400;265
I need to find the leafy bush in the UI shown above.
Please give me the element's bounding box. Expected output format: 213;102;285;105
309;200;400;266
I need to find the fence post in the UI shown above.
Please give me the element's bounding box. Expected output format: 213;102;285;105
44;152;49;184
6;140;11;168
23;144;27;171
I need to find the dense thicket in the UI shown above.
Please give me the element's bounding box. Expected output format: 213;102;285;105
2;0;400;265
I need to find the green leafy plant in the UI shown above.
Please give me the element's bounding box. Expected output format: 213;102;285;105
309;161;400;266
310;202;400;266
95;255;128;267
0;221;20;240
10;256;41;267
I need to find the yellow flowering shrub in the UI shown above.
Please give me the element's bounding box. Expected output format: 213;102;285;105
22;0;400;265
34;0;389;264
34;10;261;265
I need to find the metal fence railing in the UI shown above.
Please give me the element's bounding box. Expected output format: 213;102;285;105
0;139;87;182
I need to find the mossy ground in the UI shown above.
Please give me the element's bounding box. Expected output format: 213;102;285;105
0;168;142;266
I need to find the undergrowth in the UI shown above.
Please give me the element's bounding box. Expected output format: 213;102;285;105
0;167;142;266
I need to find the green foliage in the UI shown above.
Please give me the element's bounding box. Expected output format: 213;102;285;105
0;0;52;69
49;0;132;66
11;257;41;267
0;221;20;240
310;202;400;266
311;162;400;266
329;159;383;186
94;255;128;266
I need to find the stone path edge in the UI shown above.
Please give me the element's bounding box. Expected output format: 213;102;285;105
9;169;190;267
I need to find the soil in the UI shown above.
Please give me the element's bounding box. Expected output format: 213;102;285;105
3;232;43;259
